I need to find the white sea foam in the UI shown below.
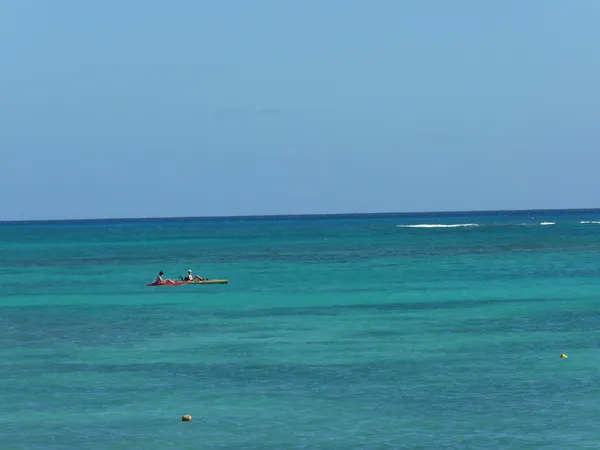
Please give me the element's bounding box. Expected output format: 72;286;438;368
397;223;479;228
580;221;600;224
396;222;561;229
516;222;557;227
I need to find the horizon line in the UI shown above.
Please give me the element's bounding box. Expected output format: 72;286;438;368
1;206;599;225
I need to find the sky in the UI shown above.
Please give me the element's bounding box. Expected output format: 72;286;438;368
1;0;600;220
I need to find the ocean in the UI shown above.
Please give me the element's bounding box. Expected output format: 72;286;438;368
1;209;600;449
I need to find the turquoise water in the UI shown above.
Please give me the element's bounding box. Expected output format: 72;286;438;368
2;210;600;449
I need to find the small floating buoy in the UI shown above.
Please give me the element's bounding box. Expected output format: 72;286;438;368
560;353;568;359
182;415;192;422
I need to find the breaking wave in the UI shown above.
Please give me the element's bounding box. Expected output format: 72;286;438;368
396;223;479;228
395;220;600;229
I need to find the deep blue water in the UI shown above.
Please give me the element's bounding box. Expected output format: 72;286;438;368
1;209;600;449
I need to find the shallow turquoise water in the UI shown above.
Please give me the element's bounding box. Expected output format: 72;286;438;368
1;210;600;448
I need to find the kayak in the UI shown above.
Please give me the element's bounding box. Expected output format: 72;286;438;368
146;281;189;286
187;279;229;285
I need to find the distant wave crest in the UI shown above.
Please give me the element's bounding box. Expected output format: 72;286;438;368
397;223;479;228
396;220;600;229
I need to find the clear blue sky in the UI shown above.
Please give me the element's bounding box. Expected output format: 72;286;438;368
2;0;600;220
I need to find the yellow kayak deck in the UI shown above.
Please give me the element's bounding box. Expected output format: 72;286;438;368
187;279;229;285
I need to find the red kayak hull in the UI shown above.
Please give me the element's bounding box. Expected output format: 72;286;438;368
146;281;189;286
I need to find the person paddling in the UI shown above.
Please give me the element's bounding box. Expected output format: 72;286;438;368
186;269;206;281
155;271;175;284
